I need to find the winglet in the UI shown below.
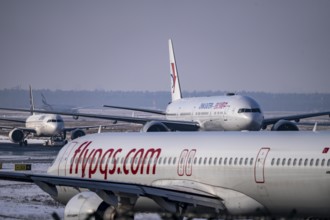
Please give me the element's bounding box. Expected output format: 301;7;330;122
313;122;318;132
29;85;35;115
169;39;182;102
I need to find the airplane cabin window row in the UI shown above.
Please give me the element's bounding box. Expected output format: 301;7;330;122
70;156;330;168
271;158;330;167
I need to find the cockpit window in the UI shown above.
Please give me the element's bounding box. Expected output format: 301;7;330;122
47;119;64;123
238;108;261;113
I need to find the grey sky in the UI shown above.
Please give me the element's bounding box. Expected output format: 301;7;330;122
1;1;329;93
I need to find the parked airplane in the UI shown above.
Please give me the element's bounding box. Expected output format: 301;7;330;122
0;131;329;219
0;86;98;146
102;39;330;131
0;40;329;132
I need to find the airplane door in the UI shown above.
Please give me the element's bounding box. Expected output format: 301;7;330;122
57;142;78;176
254;148;270;183
223;106;230;121
185;149;196;176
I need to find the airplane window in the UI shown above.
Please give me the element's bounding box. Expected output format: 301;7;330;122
237;108;261;113
188;158;191;164
271;158;275;166
282;158;286;166
315;159;319;166
199;157;202;165
204;157;207;165
173;157;176;164
310;159;314;166
244;158;248;165
321;159;325;166
229;158;233;165
224;158;227;165
168;157;172;164
158;157;162;164
250;158;254;165
163;157;167;165
276;158;280;166
287;158;291;166
219;158;222;165
194;157;197;165
304;159;308;166
239;158;243;165
298;158;302;166
180;157;184;164
208;157;212;165
234;158;238;165
327;159;330;166
293;158;297;166
214;157;218;165
120;157;124;164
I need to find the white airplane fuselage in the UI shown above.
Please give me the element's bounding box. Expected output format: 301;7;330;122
25;114;64;136
166;95;264;131
48;131;330;217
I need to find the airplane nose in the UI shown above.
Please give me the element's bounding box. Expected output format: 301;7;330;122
50;122;63;134
242;113;263;131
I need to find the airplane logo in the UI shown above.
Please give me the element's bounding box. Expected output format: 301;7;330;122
171;62;177;94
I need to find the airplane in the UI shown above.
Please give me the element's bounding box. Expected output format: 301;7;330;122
0;86;100;146
102;39;330;131
0;131;329;219
0;39;329;132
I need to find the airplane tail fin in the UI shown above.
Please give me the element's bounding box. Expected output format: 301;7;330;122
29;85;35;115
41;92;52;110
169;39;182;102
41;93;48;105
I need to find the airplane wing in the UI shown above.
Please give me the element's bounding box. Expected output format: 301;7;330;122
262;111;330;128
0;117;26;123
0;171;225;211
0;107;200;131
0;117;36;132
0;126;36;134
103;105;166;115
62;125;108;132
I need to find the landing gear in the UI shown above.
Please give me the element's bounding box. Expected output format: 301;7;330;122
19;140;28;146
44;133;67;146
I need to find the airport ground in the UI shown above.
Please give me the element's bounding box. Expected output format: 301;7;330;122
0;115;329;219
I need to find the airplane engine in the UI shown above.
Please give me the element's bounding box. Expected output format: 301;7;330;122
271;119;299;131
70;129;86;140
9;128;24;143
141;121;170;132
64;192;115;220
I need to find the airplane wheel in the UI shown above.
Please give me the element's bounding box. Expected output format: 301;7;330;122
24;140;28;146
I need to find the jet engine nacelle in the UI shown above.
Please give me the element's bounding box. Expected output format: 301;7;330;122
271;119;299;131
70;129;86;140
64;192;115;220
141;121;170;132
9;129;24;143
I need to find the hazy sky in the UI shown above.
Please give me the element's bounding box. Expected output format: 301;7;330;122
1;1;329;93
